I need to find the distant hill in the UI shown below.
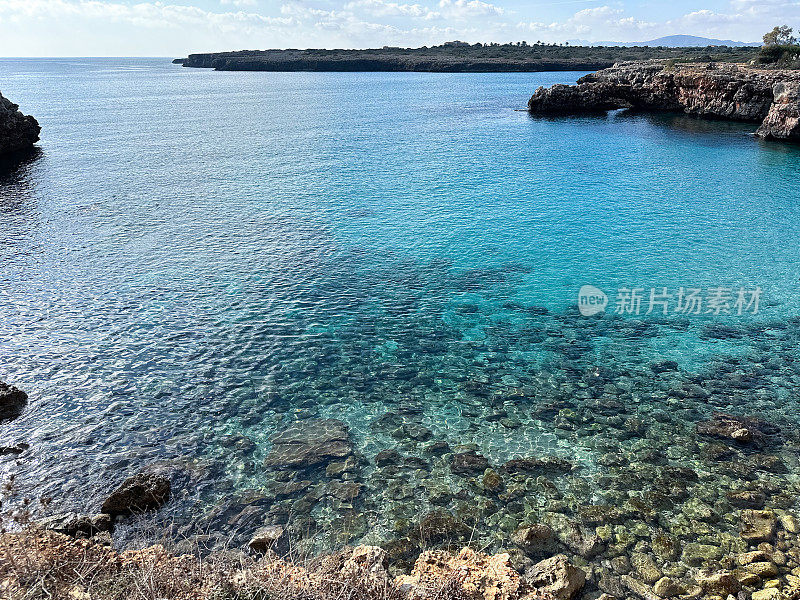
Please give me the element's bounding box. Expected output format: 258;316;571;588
581;35;761;47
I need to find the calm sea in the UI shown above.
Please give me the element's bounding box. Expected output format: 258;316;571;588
2;58;800;563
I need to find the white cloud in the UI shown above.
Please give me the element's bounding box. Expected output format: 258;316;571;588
221;0;259;7
344;0;440;19
438;0;505;17
0;0;792;55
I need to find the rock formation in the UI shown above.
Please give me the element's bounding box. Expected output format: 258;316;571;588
0;380;28;422
101;469;171;515
528;61;800;142
0;92;40;155
264;419;353;469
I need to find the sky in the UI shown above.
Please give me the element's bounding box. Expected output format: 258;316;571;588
0;0;796;56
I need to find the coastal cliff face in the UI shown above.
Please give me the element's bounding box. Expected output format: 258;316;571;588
528;61;800;141
0;92;40;155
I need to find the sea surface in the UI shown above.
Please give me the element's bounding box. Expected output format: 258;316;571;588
2;58;800;580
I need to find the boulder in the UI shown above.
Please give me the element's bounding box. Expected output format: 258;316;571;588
653;576;685;598
450;450;489;474
248;525;287;554
527;554;586;600
101;470;170;515
695;570;741;597
0;93;40;156
35;512;111;539
264;419;352;470
0;380;28;422
740;510;777;542
697;413;779;448
501;456;574;475
396;547;530;600
511;524;557;556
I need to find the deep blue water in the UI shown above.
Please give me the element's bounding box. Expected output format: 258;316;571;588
2;58;800;571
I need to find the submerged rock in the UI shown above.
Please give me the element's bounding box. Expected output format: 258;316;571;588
696;412;779;448
0;93;40;155
0;380;28;423
501;456;574;475
450;450;489;474
526;554;586;600
740;509;777;542
264;419;352;469
101;470;171;515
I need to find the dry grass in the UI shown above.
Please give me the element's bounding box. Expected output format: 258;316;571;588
0;528;475;600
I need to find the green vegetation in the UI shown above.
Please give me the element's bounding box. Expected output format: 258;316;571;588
179;43;759;72
757;26;800;68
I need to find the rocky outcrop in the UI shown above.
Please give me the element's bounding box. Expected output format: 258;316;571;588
528;61;800;142
757;81;800;139
101;470;171;515
0;93;40;155
0;380;28;422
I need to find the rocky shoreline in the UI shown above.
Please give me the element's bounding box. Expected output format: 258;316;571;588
528;61;800;141
0;92;40;156
8;360;800;600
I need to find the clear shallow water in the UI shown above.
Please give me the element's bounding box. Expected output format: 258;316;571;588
3;58;800;582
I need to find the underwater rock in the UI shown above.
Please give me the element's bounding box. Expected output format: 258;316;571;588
694;570;741;597
727;489;767;509
375;449;403;466
269;479;312;499
630;552;661;584
0;380;28;423
101;470;170;515
740;510;777;543
482;469;504;493
511;524;557;556
653;576;684;598
264;419;352;469
412;511;471;547
696;413;779;448
544;512;604;559
681;542;723;566
450;450;489;475
527;554;586;600
501;456;574;475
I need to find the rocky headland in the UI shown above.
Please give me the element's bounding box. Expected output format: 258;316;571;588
175;45;757;73
528;61;800;141
0;92;40;155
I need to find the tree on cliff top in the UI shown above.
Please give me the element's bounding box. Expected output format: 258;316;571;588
763;25;797;46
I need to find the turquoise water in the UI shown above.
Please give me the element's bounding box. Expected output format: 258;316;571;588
3;58;800;583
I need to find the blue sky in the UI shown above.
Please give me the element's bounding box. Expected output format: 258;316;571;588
0;0;795;56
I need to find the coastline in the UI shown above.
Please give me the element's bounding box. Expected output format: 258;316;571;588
528;60;800;141
174;45;758;73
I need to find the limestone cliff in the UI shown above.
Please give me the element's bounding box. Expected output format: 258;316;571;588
528;61;800;142
0;92;40;155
